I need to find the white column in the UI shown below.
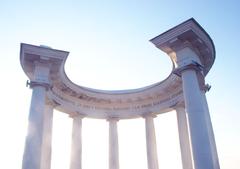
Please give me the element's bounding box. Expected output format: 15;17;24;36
22;63;50;169
40;104;54;169
201;91;220;169
144;114;159;169
108;118;119;169
181;67;214;169
176;107;193;169
70;115;83;169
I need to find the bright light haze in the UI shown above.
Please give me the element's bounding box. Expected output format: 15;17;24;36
0;1;239;169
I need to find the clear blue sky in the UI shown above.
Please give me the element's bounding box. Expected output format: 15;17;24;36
0;0;239;169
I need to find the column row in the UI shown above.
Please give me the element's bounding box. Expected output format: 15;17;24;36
22;88;217;169
22;60;219;169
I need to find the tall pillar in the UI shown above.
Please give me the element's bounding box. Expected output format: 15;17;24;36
144;114;159;169
70;115;83;169
22;62;50;169
173;47;218;169
200;89;220;169
40;103;54;169
177;64;214;169
108;118;119;169
176;107;193;169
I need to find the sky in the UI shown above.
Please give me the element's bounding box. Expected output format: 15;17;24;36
0;0;239;169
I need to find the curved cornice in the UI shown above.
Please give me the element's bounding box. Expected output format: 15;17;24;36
20;18;215;119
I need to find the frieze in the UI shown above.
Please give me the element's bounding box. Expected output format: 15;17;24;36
47;87;183;117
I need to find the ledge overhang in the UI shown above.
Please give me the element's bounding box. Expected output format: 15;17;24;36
150;18;215;75
20;18;214;119
20;43;69;80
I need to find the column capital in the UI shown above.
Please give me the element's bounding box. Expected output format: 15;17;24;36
173;61;203;77
175;107;185;112
69;113;85;119
107;117;119;122
142;112;157;119
26;80;51;90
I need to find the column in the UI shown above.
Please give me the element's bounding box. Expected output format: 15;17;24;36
179;65;214;169
108;118;119;169
144;114;159;169
176;107;193;169
70;115;83;169
200;90;220;169
22;63;50;169
40;104;54;169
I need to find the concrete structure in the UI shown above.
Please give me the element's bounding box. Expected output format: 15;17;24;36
20;18;220;169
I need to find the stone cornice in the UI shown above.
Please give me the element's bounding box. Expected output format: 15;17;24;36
150;18;215;76
20;43;69;80
20;18;214;119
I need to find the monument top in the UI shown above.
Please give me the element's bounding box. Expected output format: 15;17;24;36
20;18;215;119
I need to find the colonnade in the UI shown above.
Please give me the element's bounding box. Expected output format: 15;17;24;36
21;44;219;169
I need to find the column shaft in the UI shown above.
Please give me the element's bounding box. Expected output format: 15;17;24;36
181;69;214;169
22;85;47;169
145;115;159;169
40;104;54;169
70;116;83;169
109;119;119;169
22;63;50;169
176;108;193;169
201;92;220;169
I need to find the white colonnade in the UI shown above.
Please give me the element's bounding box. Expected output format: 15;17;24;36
21;18;220;169
21;52;220;169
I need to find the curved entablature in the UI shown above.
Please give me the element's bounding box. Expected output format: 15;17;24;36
20;18;215;119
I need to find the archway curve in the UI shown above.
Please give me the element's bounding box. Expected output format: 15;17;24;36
20;18;215;119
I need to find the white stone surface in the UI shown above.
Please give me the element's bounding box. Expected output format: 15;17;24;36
181;68;214;169
176;107;193;169
20;18;220;169
22;64;50;169
144;115;159;169
41;104;54;169
175;47;202;67
70;115;83;169
20;18;215;119
108;118;119;169
201;91;220;169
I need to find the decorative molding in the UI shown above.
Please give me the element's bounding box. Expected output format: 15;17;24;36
173;62;203;77
26;80;51;90
20;18;215;120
